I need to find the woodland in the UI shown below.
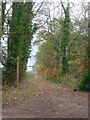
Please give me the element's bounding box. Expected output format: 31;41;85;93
1;1;90;91
1;1;89;118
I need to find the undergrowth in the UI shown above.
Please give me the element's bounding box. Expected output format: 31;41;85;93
45;74;80;90
2;80;36;101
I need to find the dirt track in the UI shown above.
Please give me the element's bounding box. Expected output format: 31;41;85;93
2;79;88;118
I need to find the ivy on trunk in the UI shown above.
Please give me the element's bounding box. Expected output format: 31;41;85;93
61;3;70;74
3;2;33;85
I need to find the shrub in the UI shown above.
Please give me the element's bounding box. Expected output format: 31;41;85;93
79;70;89;91
59;74;78;89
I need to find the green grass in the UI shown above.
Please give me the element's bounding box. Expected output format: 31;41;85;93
26;71;34;80
45;75;60;84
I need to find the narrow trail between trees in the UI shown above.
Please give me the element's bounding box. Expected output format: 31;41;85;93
2;79;88;118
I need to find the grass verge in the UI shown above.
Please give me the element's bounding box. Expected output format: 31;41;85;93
2;80;37;102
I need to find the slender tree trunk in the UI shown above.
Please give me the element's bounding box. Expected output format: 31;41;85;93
88;2;90;90
61;3;70;74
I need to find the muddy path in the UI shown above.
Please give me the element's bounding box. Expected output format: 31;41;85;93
2;79;88;118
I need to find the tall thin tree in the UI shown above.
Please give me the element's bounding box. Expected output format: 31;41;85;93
61;2;70;74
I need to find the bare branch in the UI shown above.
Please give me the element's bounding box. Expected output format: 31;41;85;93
61;2;66;12
33;2;44;16
5;4;12;17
